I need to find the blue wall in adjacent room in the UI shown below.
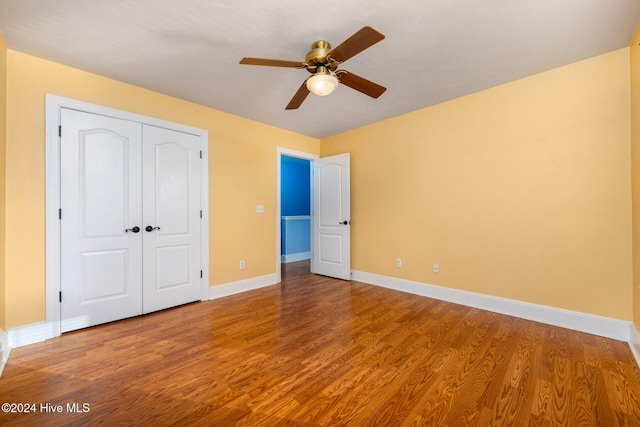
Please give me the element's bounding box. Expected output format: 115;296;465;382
281;156;310;216
281;155;311;259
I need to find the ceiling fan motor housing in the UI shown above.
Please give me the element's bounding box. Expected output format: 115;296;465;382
305;41;337;72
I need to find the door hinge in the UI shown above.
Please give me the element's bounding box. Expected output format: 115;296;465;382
59;291;62;302
58;125;62;137
59;208;62;220
200;270;203;278
200;210;203;219
200;150;202;159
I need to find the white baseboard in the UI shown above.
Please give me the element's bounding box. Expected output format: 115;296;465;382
352;270;632;342
281;251;311;263
7;321;55;349
208;273;279;300
0;330;9;376
630;325;640;366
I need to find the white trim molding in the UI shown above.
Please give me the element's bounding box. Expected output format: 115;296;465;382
208;274;279;300
352;270;632;342
630;325;640;367
6;322;58;349
0;330;9;376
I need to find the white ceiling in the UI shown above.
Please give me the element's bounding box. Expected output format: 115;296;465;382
0;0;639;139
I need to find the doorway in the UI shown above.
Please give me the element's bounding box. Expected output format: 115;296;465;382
276;148;351;282
281;155;311;263
276;148;317;283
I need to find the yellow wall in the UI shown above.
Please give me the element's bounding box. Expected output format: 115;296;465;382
5;50;319;328
632;27;640;327
322;48;632;320
2;42;636;328
0;35;6;332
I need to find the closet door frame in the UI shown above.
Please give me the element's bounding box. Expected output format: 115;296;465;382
45;94;210;339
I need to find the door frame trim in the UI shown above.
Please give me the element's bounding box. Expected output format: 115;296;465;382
45;94;210;338
276;147;318;283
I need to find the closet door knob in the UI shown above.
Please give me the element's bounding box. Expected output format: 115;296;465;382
145;226;161;232
125;226;140;233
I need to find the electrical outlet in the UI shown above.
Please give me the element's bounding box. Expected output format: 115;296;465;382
433;263;439;273
256;205;264;213
240;260;246;270
396;258;402;268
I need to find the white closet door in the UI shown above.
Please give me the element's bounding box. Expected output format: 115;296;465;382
60;109;143;333
142;125;201;313
60;110;203;333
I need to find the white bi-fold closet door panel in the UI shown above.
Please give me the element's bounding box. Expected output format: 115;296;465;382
60;109;201;333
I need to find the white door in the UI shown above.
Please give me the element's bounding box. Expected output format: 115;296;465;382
60;110;202;332
312;153;351;280
60;109;143;332
142;125;201;312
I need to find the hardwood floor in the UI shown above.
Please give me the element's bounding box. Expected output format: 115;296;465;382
1;261;640;426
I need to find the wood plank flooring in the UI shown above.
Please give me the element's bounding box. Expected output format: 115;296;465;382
2;260;640;426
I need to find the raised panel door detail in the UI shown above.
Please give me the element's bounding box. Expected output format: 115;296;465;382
319;164;342;227
155;245;191;290
81;250;128;301
319;234;343;264
155;143;190;235
81;130;129;238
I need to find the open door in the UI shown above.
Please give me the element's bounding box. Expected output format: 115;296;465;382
312;153;351;280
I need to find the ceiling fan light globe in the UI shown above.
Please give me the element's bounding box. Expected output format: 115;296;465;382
306;73;339;96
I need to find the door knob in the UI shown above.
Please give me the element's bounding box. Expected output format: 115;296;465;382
339;221;349;225
145;226;161;232
125;226;140;233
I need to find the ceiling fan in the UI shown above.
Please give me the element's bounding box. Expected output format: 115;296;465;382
239;26;386;110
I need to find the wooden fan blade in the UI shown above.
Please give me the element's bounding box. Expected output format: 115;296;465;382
239;57;305;68
328;26;385;63
338;71;386;98
286;81;311;110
